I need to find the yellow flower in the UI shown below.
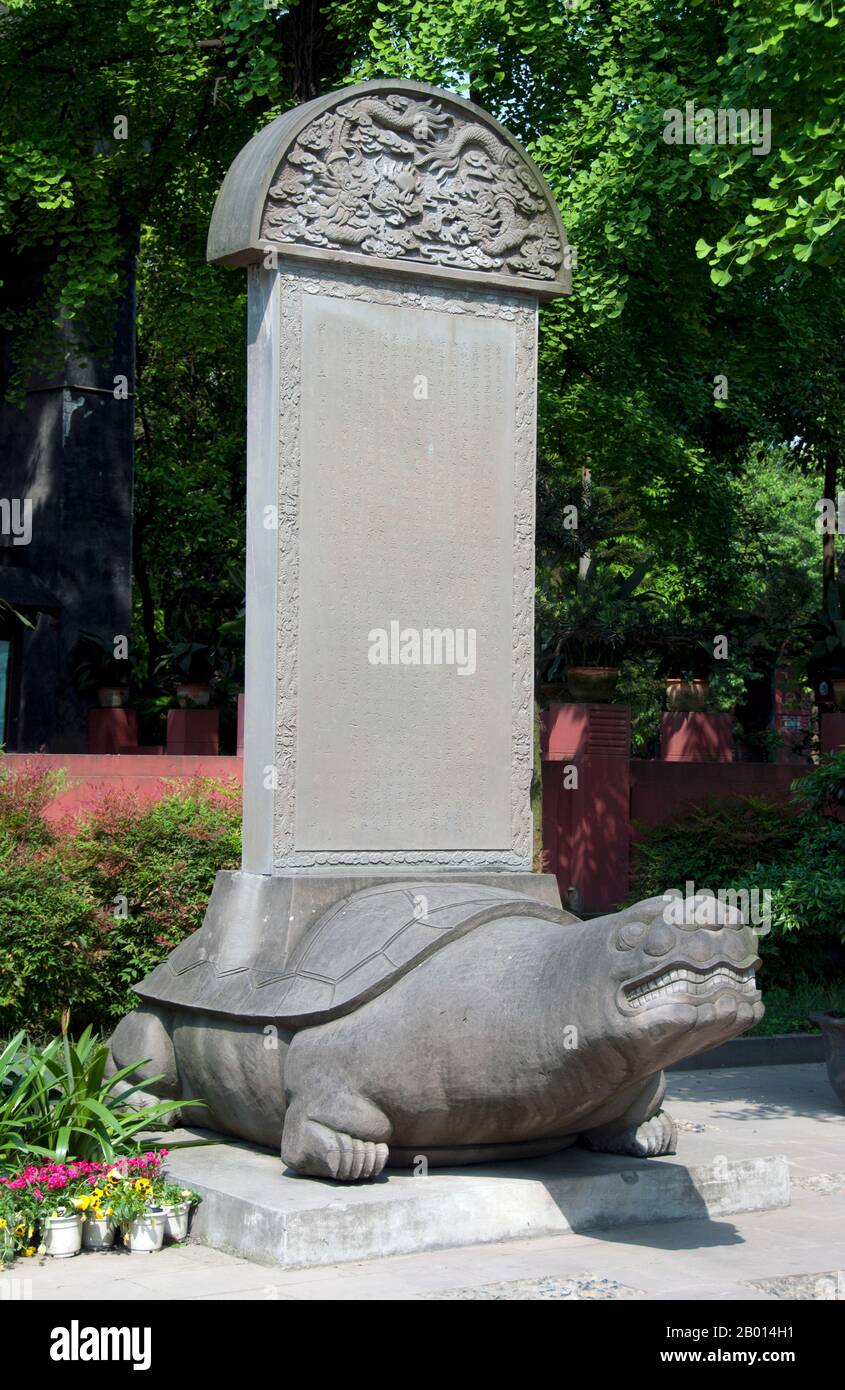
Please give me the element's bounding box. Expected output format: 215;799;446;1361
0;1220;6;1229
91;1188;104;1202
94;1209;106;1221
23;1247;36;1258
13;1223;24;1237
72;1196;89;1211
134;1178;151;1194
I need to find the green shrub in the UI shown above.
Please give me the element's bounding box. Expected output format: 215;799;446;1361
67;778;241;1022
631;796;797;896
0;761;65;851
0;845;103;1038
749;980;845;1036
0;766;240;1038
0;1024;198;1171
630;754;845;991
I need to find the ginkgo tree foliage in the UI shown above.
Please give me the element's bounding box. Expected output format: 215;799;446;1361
1;0;841;706
691;0;845;282
333;0;841;640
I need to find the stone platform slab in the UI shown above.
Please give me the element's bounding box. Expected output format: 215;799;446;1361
167;1130;790;1270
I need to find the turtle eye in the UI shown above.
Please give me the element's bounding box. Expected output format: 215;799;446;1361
617;920;647;950
643;920;677;957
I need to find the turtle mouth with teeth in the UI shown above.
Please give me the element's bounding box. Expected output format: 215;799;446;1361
622;961;759;1012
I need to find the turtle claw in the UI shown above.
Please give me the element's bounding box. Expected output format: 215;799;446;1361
282;1113;390;1181
584;1109;678;1158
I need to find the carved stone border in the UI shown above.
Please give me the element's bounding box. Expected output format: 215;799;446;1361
272;261;536;869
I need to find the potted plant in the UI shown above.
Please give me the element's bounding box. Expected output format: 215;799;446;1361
0;1191;36;1264
665;672;710;712
42;1204;83;1258
158;1180;201;1242
109;1172;167;1253
811;1011;845;1106
75;1188;117;1250
659;635;717;711
73;632;134;708
538;564;657;703
157;640;217;708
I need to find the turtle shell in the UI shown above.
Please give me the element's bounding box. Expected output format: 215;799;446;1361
135;879;575;1027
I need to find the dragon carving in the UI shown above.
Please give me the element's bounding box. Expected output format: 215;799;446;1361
260;93;563;282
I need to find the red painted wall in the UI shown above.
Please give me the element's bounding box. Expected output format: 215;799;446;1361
540;703;819;913
541;705;631;914
3;753;242;823
630;760;799;835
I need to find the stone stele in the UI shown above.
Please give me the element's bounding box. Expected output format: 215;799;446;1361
110;81;764;1181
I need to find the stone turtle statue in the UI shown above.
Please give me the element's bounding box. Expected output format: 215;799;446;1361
109;881;762;1181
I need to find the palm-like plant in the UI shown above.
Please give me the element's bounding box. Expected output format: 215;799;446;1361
0;1033;40;1168
538;563;659;680
0;1020;203;1171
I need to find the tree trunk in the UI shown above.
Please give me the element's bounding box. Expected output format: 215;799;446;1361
823;450;838;605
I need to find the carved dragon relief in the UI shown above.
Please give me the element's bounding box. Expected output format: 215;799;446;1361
260;93;564;282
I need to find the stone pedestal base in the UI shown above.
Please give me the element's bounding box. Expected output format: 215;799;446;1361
166;1131;789;1270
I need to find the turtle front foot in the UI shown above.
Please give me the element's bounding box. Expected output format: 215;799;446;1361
583;1109;678;1158
282;1110;389;1181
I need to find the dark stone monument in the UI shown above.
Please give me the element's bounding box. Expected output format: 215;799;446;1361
0;255;134;751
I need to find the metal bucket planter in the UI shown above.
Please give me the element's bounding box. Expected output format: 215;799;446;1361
164;1203;190;1242
124;1208;167;1253
82;1215;116;1251
43;1213;82;1259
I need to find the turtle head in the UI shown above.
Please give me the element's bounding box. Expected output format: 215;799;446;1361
604;893;763;1065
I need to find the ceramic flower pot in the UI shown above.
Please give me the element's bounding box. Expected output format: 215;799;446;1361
97;686;129;709
565;666;620;702
43;1213;82;1259
666;677;709;712
164;1203;190;1242
539;681;568;706
811;1012;845;1107
81;1215;116;1251
125;1208;167;1253
176;683;211;708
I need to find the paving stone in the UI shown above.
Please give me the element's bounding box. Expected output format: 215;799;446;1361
421;1274;645;1300
792;1171;845;1195
8;1064;845;1301
749;1270;845;1300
